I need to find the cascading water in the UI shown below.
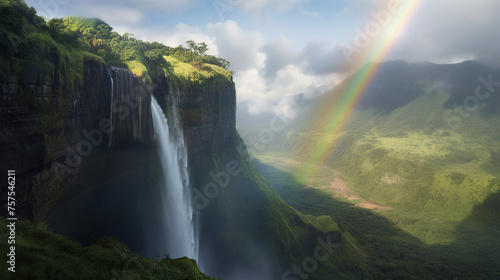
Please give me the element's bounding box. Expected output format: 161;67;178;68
108;68;114;140
151;97;198;260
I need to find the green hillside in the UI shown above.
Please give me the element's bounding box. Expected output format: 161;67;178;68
0;218;217;280
250;154;500;279
276;61;500;220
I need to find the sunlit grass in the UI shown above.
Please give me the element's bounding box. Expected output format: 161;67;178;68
125;60;147;77
163;56;232;84
363;130;452;159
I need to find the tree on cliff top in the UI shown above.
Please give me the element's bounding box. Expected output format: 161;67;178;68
171;40;231;71
186;40;208;57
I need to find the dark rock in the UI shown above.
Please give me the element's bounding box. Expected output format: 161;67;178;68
0;61;155;222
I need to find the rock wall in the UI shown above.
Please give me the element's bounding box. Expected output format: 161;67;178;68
0;60;155;221
153;77;237;154
108;67;155;146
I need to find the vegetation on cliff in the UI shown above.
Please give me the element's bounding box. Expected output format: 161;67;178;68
0;218;217;280
0;0;232;88
0;0;102;89
57;15;233;86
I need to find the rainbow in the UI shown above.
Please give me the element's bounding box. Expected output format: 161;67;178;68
300;0;422;173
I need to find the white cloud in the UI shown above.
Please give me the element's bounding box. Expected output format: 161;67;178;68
234;68;269;114
268;65;331;119
87;6;144;24
260;36;295;81
201;21;340;119
207;20;265;71
118;0;194;12
162;24;219;56
297;41;346;75
235;62;333;118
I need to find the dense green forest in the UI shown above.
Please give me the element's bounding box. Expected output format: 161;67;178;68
0;0;231;87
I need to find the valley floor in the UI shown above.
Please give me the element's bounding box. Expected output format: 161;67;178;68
265;156;391;210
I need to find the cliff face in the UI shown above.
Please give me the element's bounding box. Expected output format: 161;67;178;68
108;67;155;145
153;76;237;153
0;60;155;222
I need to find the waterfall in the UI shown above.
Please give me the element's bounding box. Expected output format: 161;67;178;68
108;69;114;140
109;71;113;113
151;97;198;260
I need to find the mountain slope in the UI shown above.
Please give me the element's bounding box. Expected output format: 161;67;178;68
284;60;500;220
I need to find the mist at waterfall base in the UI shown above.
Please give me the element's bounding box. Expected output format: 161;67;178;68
199;240;277;280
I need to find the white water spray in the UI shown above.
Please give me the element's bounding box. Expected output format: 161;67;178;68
151;97;198;260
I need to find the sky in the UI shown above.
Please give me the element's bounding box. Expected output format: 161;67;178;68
25;0;500;119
